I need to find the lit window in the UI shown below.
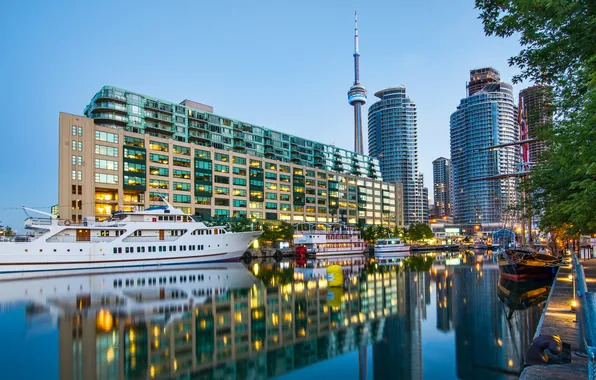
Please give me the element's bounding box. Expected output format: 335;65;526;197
72;155;76;165
72;170;76;180
78;141;83;151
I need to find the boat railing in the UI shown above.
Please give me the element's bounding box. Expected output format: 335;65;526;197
24;217;53;227
571;251;596;379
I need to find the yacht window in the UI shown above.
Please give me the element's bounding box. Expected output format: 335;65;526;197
159;216;163;221
113;248;117;254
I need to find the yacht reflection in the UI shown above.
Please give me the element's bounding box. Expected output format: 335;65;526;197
497;275;551;319
1;260;425;379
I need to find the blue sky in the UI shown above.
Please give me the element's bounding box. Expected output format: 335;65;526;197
0;0;524;229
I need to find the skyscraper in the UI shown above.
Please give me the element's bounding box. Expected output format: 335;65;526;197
347;12;367;154
368;87;423;226
467;67;500;97
432;157;452;218
450;71;519;227
519;85;552;164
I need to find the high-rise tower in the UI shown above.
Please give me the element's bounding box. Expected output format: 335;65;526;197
347;11;367;154
368;87;424;226
432;157;452;218
467;67;500;97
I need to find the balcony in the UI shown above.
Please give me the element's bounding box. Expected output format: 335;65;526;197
95;90;126;103
145;111;173;124
144;122;174;134
92;102;127;113
145;101;173;114
92;112;128;125
233;131;245;140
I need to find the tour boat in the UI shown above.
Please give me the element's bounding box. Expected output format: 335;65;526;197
373;237;410;258
497;248;561;282
293;223;366;258
0;200;261;274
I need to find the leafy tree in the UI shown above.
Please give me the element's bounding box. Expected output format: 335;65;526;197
406;223;434;243
2;226;14;237
476;0;596;237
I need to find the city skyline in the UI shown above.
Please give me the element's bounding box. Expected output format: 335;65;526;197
0;1;525;229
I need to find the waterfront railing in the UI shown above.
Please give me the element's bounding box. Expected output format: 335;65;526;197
572;251;596;379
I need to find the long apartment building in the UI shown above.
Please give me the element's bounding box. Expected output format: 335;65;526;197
59;87;403;227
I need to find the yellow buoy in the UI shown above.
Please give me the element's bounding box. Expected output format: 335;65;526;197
327;287;344;308
326;265;344;287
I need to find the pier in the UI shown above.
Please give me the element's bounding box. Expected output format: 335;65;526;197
520;252;596;380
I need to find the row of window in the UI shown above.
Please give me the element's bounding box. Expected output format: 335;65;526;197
112;273;207;288
112;244;207;254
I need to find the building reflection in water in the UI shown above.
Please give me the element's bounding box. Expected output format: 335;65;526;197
0;253;545;380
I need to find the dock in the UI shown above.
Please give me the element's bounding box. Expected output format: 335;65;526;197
520;253;596;380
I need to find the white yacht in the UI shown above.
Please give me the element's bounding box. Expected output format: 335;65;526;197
0;200;261;275
293;223;366;258
374;238;410;258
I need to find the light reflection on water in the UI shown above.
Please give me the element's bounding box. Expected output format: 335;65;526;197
0;252;544;379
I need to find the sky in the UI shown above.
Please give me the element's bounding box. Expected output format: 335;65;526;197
0;0;526;230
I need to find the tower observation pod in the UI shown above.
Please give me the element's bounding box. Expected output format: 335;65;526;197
348;11;367;155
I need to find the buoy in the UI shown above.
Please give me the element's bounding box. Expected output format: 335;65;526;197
326;265;344;287
327;287;344;308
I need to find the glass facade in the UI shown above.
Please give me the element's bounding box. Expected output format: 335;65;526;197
368;87;424;226
432;157;452;218
84;86;380;180
450;82;519;226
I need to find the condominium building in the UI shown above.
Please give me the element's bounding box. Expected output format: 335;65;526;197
432;157;452;218
467;67;500;97
519;85;552;164
59;96;403;226
84;86;381;179
450;79;519;226
368;86;423;226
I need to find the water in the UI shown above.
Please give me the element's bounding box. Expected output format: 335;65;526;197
0;252;546;379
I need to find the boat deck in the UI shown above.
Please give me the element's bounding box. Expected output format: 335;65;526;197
520;255;596;380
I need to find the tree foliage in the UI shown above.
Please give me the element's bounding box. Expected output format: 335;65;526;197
2;226;14;237
405;223;434;243
476;0;596;237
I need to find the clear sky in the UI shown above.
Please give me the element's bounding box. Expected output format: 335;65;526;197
0;0;525;230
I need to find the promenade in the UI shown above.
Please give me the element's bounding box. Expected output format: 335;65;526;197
520;253;596;380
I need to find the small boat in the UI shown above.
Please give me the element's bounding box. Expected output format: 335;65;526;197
497;248;561;282
373;237;410;258
0;199;262;275
293;223;365;258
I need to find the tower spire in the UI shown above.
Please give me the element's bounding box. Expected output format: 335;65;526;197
348;11;367;154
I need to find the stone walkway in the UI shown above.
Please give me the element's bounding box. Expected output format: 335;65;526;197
520;255;595;379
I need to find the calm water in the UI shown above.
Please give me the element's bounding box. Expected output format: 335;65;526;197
0;252;546;380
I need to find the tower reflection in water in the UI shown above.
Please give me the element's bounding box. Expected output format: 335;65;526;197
2;253;544;380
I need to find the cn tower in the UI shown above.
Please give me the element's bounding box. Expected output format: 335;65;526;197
347;11;367;154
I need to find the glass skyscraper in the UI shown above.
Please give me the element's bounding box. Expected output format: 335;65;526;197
432;157;452;218
450;79;519;227
368;87;423;226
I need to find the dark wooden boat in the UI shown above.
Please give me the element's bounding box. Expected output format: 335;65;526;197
497;248;561;282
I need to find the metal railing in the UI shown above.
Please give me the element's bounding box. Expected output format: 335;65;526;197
572;251;596;379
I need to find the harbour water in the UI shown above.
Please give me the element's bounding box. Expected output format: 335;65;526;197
0;252;544;379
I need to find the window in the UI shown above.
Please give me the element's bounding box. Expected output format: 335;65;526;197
249;202;263;209
149;179;169;189
279;184;291;192
95;131;119;144
149;192;167;201
214;198;229;206
265;172;277;180
233;178;246;186
124;162;145;173
214;186;229;195
214;209;229;217
265;163;276;170
95;159;118;171
95;145;118;157
149;153;168;164
279;165;290;173
233;188;247;197
78;141;83;151
173;157;191;167
266;192;277;200
124;147;145;160
317;172;327;179
124;175;145;187
214;164;229;173
280;194;290;201
306;170;315;177
124;136;144;148
249;179;263;187
150;166;169;176
195;184;212;193
249;160;262;168
72;140;76;150
195;149;211;159
77;156;82;165
233;199;247;207
232;156;246;165
265;202;277;210
232;167;246;176
72;170;76;180
173;194;191;203
149;140;168;152
195;160;212;170
95;173;118;184
293;168;304;175
214;153;229;162
173;145;190;155
195;196;211;205
280;175;291;183
174;182;191;191
173;169;190;179
280;203;291;211
72;126;77;136
265;182;277;190
78;127;83;137
72;155;76;165
214;175;229;184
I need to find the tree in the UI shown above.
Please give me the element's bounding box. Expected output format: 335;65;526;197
2;226;14;237
476;0;596;237
406;223;434;243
